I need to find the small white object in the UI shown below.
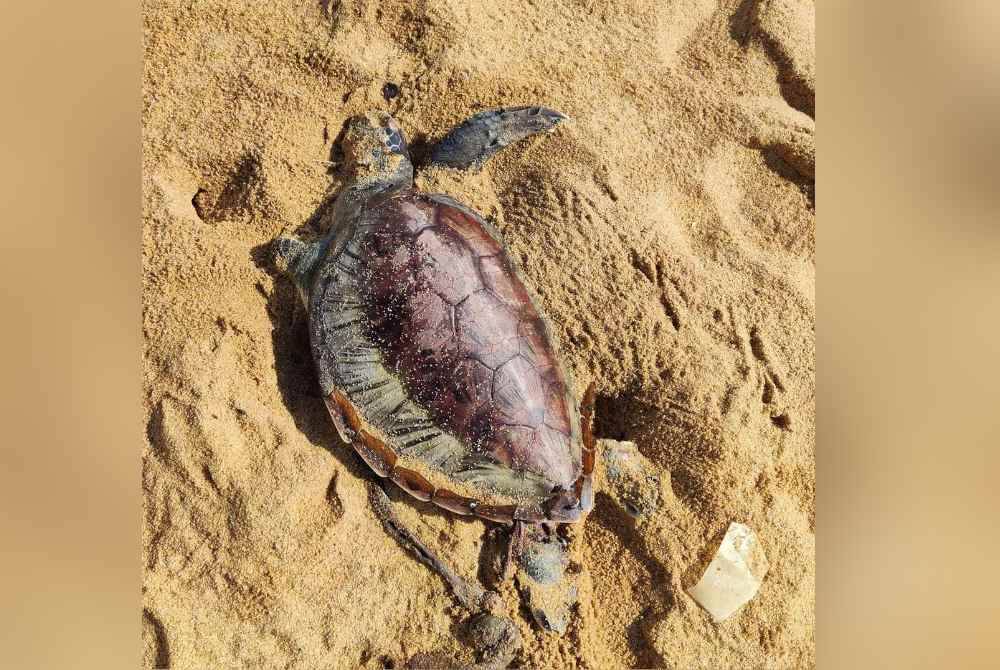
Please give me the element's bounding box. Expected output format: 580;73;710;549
687;522;769;622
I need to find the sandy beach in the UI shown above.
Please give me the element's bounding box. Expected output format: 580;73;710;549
142;0;815;667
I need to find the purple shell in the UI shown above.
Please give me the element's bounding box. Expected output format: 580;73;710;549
310;190;591;522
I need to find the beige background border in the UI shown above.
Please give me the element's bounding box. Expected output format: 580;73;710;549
820;2;1000;668
2;1;998;667
0;1;141;667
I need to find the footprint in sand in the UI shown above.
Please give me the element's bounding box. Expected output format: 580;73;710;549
750;0;815;117
655;0;718;66
143;609;170;669
739;95;815;181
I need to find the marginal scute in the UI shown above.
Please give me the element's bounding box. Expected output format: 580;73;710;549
475;503;517;524
323;394;355;444
480;254;532;313
356;437;395;478
391;466;435;502
432;488;478;515
581;443;595;476
580;382;596;453
436;203;502;257
329;390;398;477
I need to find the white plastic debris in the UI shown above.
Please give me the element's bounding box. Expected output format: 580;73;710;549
687;522;769;622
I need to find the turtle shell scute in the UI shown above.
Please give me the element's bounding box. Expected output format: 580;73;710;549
435;202;503;258
492;356;545;428
455;289;521;370
479;254;533;315
413;226;483;305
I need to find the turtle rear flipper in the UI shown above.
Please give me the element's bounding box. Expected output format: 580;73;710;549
511;523;577;635
427;106;568;171
366;480;522;669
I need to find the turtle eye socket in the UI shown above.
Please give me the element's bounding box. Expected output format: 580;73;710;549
532;608;554;632
384;127;406;154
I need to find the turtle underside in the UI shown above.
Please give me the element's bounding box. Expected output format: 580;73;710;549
309;190;593;523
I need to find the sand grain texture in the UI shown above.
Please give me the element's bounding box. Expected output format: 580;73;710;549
142;0;815;667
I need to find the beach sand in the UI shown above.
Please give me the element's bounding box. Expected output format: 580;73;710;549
142;0;814;667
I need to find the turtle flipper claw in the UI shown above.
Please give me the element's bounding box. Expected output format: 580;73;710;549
428;106;568;171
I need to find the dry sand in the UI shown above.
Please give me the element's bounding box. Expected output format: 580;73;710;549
142;0;815;667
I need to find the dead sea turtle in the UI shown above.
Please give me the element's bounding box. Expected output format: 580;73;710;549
272;107;661;667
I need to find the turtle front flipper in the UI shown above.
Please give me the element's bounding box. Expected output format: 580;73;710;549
272;235;325;302
427;106;568;171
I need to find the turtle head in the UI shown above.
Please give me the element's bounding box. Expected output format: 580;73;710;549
341;111;411;185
